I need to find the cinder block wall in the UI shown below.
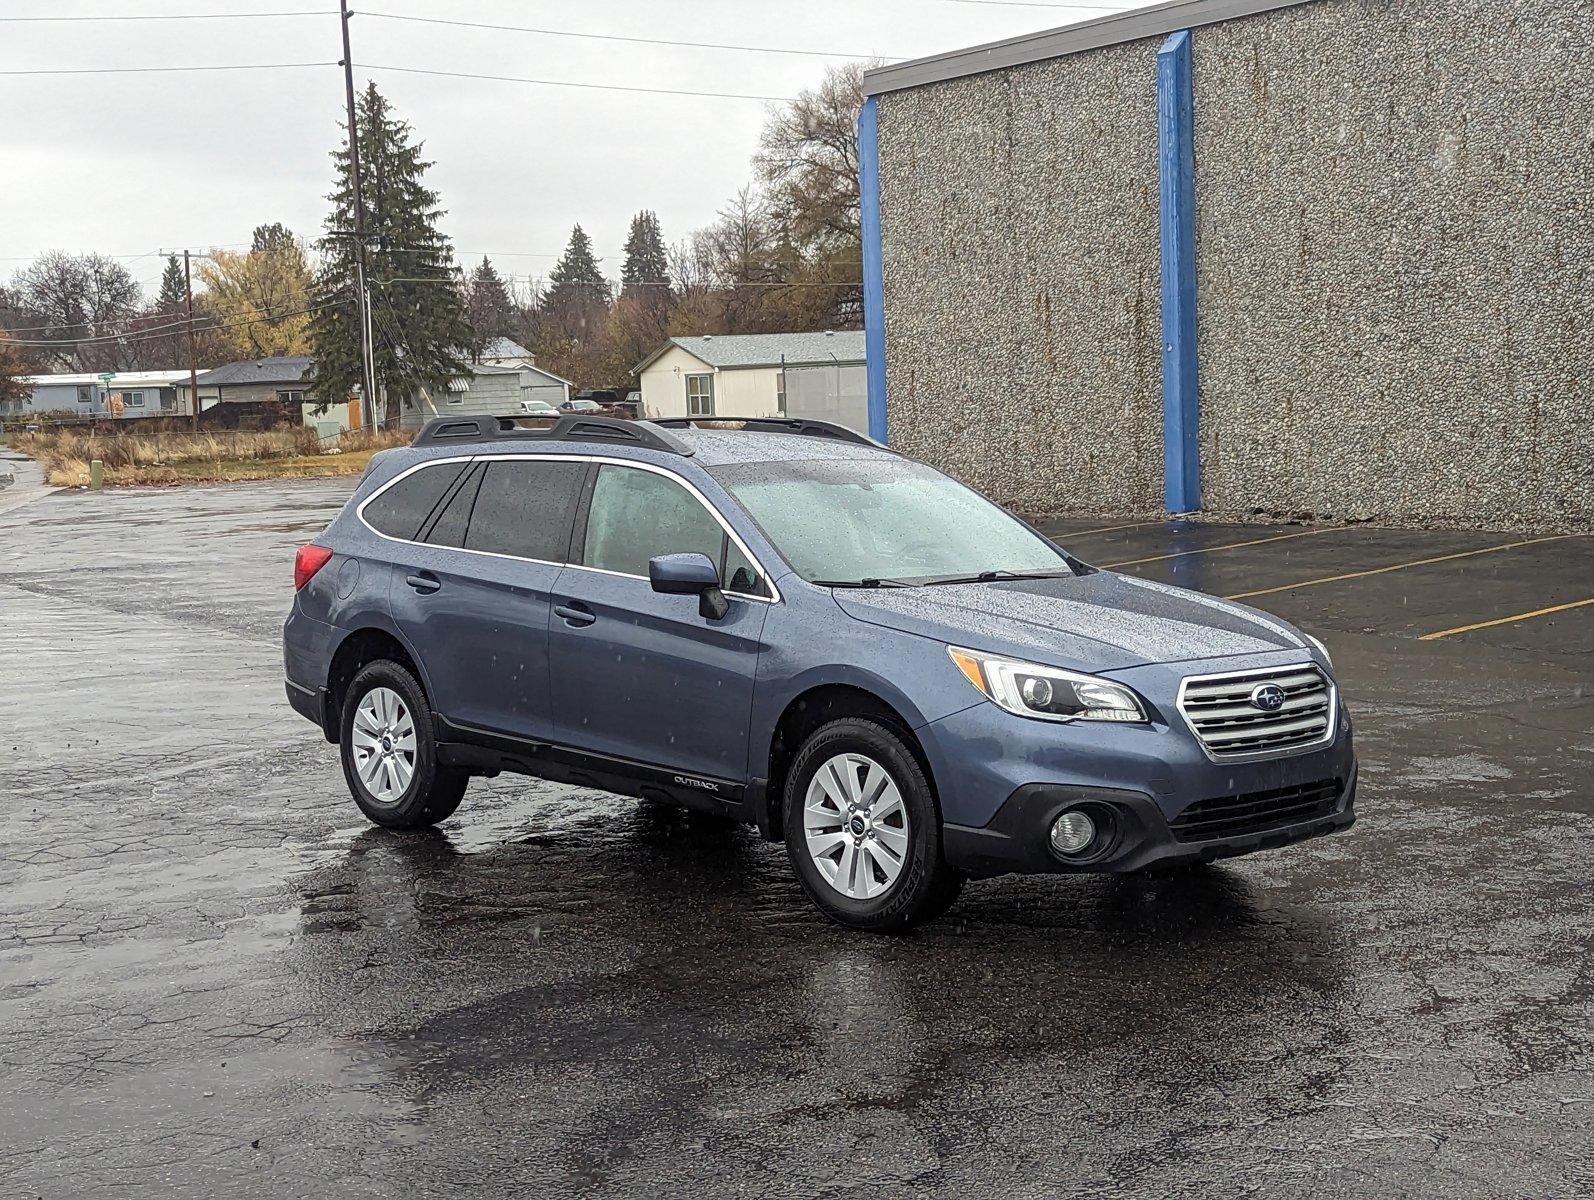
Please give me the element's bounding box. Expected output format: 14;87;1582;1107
875;40;1167;516
1193;0;1593;528
875;0;1592;529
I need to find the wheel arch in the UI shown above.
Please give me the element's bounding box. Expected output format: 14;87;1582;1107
324;623;430;742
762;680;939;843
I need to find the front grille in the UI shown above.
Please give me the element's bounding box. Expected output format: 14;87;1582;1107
1178;663;1333;758
1170;777;1342;842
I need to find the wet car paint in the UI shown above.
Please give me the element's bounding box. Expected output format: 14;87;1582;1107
1;478;1589;1198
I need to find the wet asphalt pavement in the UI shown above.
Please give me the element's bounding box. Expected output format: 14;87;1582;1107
1;477;1589;1198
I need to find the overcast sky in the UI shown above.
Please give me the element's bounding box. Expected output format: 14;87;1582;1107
1;0;1148;297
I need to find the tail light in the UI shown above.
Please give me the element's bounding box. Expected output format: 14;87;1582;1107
294;544;335;591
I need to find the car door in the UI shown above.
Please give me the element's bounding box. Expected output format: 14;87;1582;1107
545;461;773;785
383;455;587;740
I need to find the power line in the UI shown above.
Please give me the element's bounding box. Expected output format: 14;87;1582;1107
3;283;323;335
358;11;902;61
0;59;784;99
0;61;334;76
359;62;791;102
0;9;333;21
3;296;344;347
922;0;1134;9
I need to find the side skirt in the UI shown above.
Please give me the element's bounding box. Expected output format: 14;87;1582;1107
434;716;755;824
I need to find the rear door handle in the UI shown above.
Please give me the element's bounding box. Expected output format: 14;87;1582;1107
554;601;596;627
405;572;441;594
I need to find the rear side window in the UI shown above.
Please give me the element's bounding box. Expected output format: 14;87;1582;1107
363;461;468;541
422;463;483;549
464;459;586;562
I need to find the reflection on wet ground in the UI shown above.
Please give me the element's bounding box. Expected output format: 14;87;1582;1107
2;480;1589;1197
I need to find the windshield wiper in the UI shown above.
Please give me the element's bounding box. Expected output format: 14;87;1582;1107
919;569;1075;586
811;577;918;589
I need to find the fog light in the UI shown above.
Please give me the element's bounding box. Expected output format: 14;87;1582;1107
1049;809;1097;856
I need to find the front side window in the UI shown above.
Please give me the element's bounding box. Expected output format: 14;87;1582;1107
685;373;714;416
582;464;762;595
124;391;144;407
76;385;91;403
715;458;1072;585
463;459;586;562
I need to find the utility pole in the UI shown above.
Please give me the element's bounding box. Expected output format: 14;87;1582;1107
183;250;200;432
339;0;376;429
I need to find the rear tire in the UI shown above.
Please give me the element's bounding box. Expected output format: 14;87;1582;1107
783;718;964;932
339;660;467;829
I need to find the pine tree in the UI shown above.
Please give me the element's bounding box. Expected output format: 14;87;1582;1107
464;256;515;358
542;225;609;337
251;222;296;254
620;211;670;301
156;255;186;313
309;83;469;418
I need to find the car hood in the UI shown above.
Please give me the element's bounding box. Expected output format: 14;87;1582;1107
831;571;1308;671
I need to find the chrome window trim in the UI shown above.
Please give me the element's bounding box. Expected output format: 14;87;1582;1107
355;451;782;605
1175;661;1337;763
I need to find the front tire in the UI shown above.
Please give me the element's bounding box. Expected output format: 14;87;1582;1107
783;718;964;932
339;660;467;829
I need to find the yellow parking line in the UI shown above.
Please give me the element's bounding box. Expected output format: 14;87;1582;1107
1225;534;1580;601
1105;526;1341;568
1061;519;1170;538
1419;597;1594;641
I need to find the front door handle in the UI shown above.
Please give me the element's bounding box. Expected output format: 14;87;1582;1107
554;601;596;627
405;572;441;594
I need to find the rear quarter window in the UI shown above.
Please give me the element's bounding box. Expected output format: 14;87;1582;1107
362;461;469;541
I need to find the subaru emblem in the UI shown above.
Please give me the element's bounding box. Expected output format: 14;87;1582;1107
1249;683;1286;712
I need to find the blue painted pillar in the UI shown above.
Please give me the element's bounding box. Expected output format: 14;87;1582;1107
1157;31;1200;513
858;95;888;443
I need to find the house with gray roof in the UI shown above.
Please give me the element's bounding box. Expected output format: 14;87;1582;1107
175;356;360;434
635;331;867;430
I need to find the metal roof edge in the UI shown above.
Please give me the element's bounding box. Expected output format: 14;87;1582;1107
862;0;1322;96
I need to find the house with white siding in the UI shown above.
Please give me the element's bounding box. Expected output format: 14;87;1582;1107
4;370;197;419
634;332;867;431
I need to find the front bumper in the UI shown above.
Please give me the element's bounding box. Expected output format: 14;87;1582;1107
919;668;1358;877
943;768;1356;878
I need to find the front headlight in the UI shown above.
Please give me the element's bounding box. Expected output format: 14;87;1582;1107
947;646;1147;724
1305;633;1332;667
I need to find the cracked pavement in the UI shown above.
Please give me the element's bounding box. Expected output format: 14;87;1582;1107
1;479;1589;1198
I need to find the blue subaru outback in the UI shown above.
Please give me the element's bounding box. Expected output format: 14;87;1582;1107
285;415;1356;931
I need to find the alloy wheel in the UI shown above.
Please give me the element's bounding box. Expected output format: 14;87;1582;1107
803;752;911;899
350;686;416;804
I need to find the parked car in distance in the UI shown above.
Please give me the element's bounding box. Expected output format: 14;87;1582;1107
518;399;560;418
559;398;603;413
285;415;1356;932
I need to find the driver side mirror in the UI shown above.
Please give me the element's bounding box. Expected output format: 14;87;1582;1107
648;552;730;621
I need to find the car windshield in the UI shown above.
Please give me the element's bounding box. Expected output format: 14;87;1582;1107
569;400;600;410
714;457;1074;585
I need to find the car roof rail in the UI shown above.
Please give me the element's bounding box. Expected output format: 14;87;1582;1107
411;413;694;456
647;416;885;449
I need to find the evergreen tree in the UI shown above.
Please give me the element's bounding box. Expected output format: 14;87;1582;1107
535;225;610;383
309;83;469;418
156;255;186;312
595;211;675;385
464;256;515;358
620;211;670;300
251;222;296;254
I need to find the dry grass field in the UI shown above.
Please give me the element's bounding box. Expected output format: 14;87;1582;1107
9;425;410;487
